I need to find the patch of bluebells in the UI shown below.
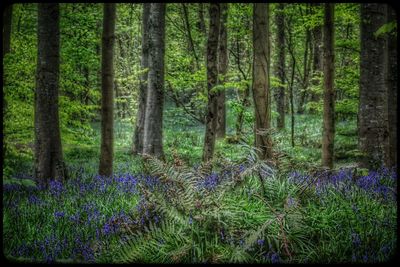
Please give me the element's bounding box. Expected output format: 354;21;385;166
72;237;95;262
28;194;43;205
196;172;220;191
54;211;65;221
296;167;397;201
12;235;69;263
49;180;64;197
263;245;281;264
355;168;396;200
115;174;138;194
288;171;311;186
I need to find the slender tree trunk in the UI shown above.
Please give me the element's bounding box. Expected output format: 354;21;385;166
197;3;206;35
99;3;116;176
290;56;295;148
143;3;166;158
234;34;250;137
274;3;285;130
235;84;250;137
359;4;388;170
321;3;335;169
133;3;150;155
310;4;322;110
202;3;220;162
386;5;397;168
252;3;272;160
297;29;312;114
35;3;66;185
216;3;228;138
182;3;200;70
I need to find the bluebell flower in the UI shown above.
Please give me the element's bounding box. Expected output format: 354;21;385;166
49;180;64;197
271;252;280;263
28;195;42;205
257;239;265;246
286;197;296;208
351;232;361;247
54;211;65;219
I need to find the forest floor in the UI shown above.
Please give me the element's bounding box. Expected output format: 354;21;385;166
3;105;397;263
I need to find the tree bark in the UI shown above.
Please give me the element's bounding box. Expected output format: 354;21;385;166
133;3;150;155
322;3;335;169
216;3;228;138
197;3;206;35
233;34;250;137
274;3;285;130
143;3;166;158
99;3;116;176
202;3;220;162
297;28;312;114
252;3;272;160
359;4;389;170
35;3;66;185
310;3;322;110
386;5;397;168
182;3;200;70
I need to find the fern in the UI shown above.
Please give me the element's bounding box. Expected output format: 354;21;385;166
117;146;313;263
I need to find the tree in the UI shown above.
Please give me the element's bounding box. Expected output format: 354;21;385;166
359;3;388;170
133;3;150;155
197;3;206;35
216;3;228;138
274;3;285;130
252;3;272;160
310;3;322;108
182;3;200;70
34;3;66;185
202;3;220;162
143;3;166;158
322;3;335;169
385;4;397;168
99;3;116;176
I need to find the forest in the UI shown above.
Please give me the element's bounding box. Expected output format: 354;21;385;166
2;2;397;264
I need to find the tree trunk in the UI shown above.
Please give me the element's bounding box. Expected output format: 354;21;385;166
289;56;295;148
202;3;220;162
386;5;397;168
234;34;250;137
322;3;335;169
310;4;322;110
274;3;285;130
182;3;200;70
252;3;272;160
297;28;312;114
197;3;206;35
99;3;116;176
143;3;166;158
235;84;250;137
216;3;228;138
35;3;66;185
359;4;388;170
133;3;150;155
